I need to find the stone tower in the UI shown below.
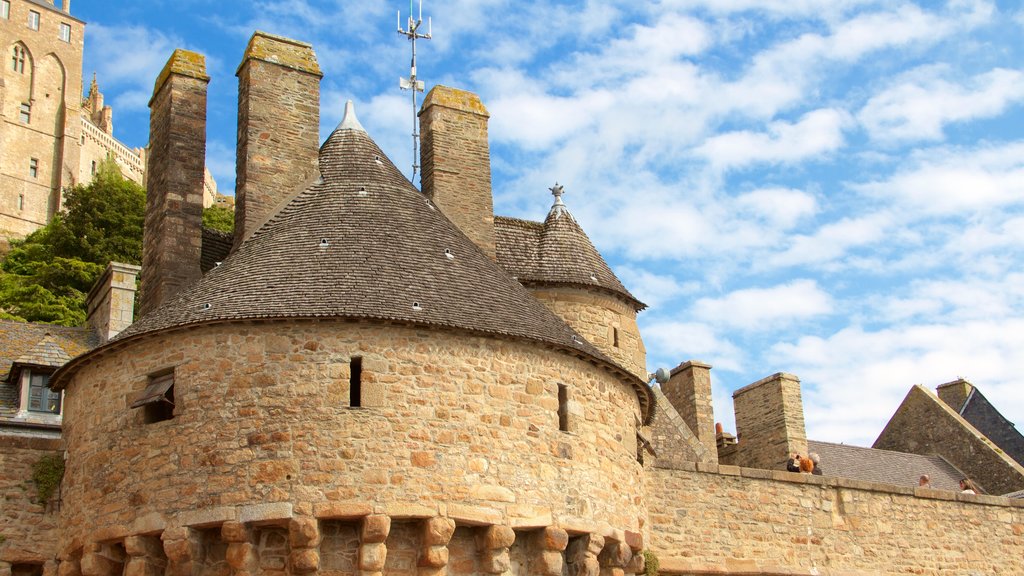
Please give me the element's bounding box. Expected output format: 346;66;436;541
233;31;322;249
731;372;807;470
420;85;496;260
139;49;208;316
0;0;84;241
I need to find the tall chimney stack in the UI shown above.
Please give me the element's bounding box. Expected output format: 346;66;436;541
662;360;718;463
731;372;808;471
86;262;141;343
420;86;496;260
233;32;322;249
139;49;209;316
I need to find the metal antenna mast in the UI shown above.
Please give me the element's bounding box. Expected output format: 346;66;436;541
398;0;431;182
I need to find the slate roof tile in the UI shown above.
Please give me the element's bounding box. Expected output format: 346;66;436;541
808;439;966;492
72;114;651;416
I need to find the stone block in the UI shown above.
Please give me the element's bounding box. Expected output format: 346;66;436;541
238;502;293;524
480;550;510;574
385;502;437;518
289;549;320;573
422;517;456;546
477;525;515;550
417;546;448;568
289;517;321;548
179;506;236;528
537;550;564;576
314;502;373;519
358;543;387;571
225;543;256;570
124;536;163;559
536;527;568;551
80;553;122;576
361;515;391;543
446;503;503;526
623;531;643;552
221;521;250;543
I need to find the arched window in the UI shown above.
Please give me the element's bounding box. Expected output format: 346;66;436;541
11;46;26;73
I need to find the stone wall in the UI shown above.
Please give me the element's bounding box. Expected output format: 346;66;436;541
874;385;1024;495
731;373;807;471
0;435;62;571
646;463;1024;575
57;321;646;555
420;86;496;261
645;388;710;468
660;362;716;462
528;287;646;381
0;0;84;242
233;32;321;249
138;49;208;316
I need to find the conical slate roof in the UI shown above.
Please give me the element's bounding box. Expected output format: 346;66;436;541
75;104;650;415
495;186;646;311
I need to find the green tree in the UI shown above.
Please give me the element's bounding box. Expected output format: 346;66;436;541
202;204;234;234
0;158;145;325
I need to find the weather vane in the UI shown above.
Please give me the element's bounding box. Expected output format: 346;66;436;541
398;0;432;182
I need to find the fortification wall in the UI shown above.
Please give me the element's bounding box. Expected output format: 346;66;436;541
0;435;62;572
646;464;1024;575
528;287;646;381
57;321;645;558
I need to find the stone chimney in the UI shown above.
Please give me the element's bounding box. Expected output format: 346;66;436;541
139;49;209;316
420;86;496;260
661;360;718;463
731;372;807;471
233;31;322;250
936;378;974;413
86;262;141;344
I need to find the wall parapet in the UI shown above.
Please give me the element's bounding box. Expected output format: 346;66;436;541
647;464;1024;576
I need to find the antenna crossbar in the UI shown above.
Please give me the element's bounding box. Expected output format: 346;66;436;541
398;1;432;183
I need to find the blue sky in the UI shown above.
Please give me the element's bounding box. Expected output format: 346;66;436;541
73;0;1024;447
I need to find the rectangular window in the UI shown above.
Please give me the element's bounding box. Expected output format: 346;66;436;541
349;357;362;407
131;371;175;423
18;194;24;210
19;102;30;123
28;10;39;30
613;327;620;348
557;383;570;432
28;372;60;414
90;160;96;175
1;1;9;20
29;158;38;178
59;22;70;42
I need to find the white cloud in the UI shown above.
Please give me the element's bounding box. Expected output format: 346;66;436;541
642;321;744;372
860;67;1024;142
617;266;700;309
734;187;818;228
855;142;1024;216
692;279;833;331
85;24;189;108
696;108;851;170
772;315;1024;445
766;212;893;268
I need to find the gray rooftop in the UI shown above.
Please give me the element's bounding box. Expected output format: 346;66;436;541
808;440;966;492
58;114;652;416
494;190;645;311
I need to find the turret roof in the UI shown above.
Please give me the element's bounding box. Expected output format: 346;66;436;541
495;186;646;311
67;103;651;416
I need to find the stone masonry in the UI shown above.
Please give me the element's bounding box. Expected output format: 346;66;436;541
731;372;808;471
85;262;140;345
0;435;62;575
138;49;208;316
420;86;496;261
233;31;322;249
0;0;84;241
661;361;717;463
874;385;1024;495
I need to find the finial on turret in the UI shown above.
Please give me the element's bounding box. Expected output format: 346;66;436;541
336;100;366;132
548;183;568;218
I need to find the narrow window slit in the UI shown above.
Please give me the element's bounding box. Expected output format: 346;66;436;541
349;357;362;407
